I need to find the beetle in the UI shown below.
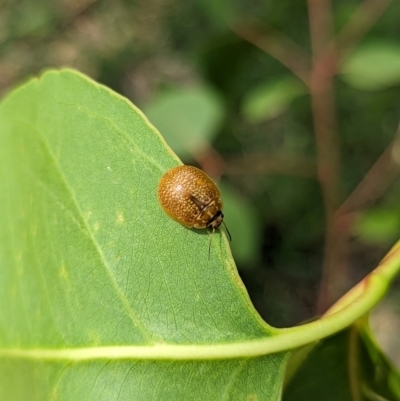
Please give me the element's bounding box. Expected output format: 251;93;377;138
157;165;231;256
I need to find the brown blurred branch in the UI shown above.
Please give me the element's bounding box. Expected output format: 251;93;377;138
231;18;311;86
195;146;227;182
336;140;400;218
307;0;342;313
226;153;317;178
335;0;393;59
308;0;335;53
306;0;393;313
317;138;400;314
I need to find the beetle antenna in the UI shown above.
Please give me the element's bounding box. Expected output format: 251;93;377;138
208;228;214;261
222;221;232;242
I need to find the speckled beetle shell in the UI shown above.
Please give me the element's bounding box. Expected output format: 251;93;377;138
157;165;224;230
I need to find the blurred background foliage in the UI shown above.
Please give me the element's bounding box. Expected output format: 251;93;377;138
1;0;400;367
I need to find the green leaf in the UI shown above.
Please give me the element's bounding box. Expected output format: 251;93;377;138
0;69;286;400
2;69;400;400
353;208;400;244
242;76;307;123
143;85;225;158
283;321;400;401
340;41;400;91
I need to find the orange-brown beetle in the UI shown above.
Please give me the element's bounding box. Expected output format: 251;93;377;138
157;165;231;255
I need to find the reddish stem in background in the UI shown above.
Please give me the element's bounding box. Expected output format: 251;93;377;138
336;0;394;58
330;140;400;276
308;0;335;53
232;0;395;315
195;146;227;182
227;153;317;178
336;139;400;218
308;0;394;313
231;19;311;86
307;0;342;313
